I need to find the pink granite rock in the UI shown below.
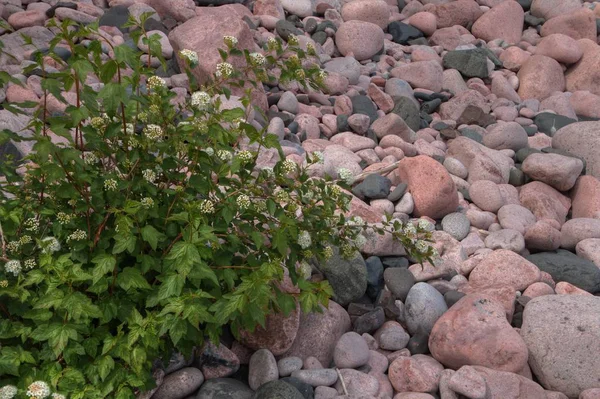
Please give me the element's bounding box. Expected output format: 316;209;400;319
388;355;444;393
565;40;600;96
571;176;600;219
555;281;594;296
471;0;524;44
497;204;537;235
483;122;529;151
238;303;300;356
519;181;571;226
471;366;550;398
468;249;541;291
447;137;512;184
7;10;46;29
536;34;583;64
569;91;600;119
552;121;600;178
469;180;505;213
390;61;443;92
530;0;582;21
335;20;385;61
540;8;597;41
432;0;483;29
499;46;531;71
560;218;600;250
408;12;437;36
517;55;565;101
523;281;555;298
521;152;583;191
144;0;196;22
524;220;562;251
341;0;390;29
253;0;285;19
371;112;416;143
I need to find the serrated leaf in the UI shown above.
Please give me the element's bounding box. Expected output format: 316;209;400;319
141;225;164;251
91;253;116;284
157;274;185;301
117;267;151;291
130;347;146;375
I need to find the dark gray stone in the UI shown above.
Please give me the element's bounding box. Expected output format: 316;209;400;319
351;95;379;124
352;174;392;200
388;21;424;44
456;105;496;127
276;20;302;41
526;250;600;293
524;13;544;27
509;167;527;186
98;6;130;32
392;96;420;131
523;125;538;136
251;380;304;399
444;290;465;308
280;377;314;399
304;18;318;34
196;378;253;399
316;20;337;33
517;0;532;10
311;31;327;45
317;247;368;306
46;2;77;18
383;267;415;302
534;112;577;136
442;49;490;78
421;98;442;114
388;183;408;202
404;283;448;335
407;329;430;355
353;307;385;335
516;147;542;163
458;128;483;143
336;114;349;132
382;257;409;269
365;256;384;299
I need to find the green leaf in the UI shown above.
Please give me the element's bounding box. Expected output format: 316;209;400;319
141;225;165;251
0;347;21;376
112;233;136;254
48;323;78;358
98;82;127;112
98;355;114;381
117;267;151;291
91;253;117;284
98;60;119;83
157;274;185;301
166;241;199;275
272;230;288;256
130;347;146;375
168;318;188;346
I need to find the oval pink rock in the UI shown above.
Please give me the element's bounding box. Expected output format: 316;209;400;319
571;176;600;219
388;355;444;393
517;55;565;101
536;34;583;64
341;0;390;29
335;20;384;61
468;249;541;292
471;0;524;44
397;155;458;220
540;8;597;41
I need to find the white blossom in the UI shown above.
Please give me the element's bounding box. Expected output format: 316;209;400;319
142;169;157;184
403;223;417;237
250;52;266;66
0;280;7;288
237;150;253;164
0;385;18;399
215;62;233;78
104;179;118;191
51;394;66;399
287;35;299;46
198;199;215;214
25;217;39;232
337;168;354;184
354;234;367;248
297;230;312;249
83;152;98;165
3;260;21;276
67;230;87;242
415;240;429;254
191;91;211;110
223;35;238;47
57;212;71;225
24;258;36;269
40;237;61;254
418;219;434;232
147;76;166;90
141;197;154;209
281;159;297;175
236;194;250;210
217;150;232;162
322;245;334;260
19;235;32;245
125;123;134;135
297;261;312;280
204;147;215;156
179;49;198;66
267;37;279;50
6;241;20;253
26;381;50;399
144;124;163;141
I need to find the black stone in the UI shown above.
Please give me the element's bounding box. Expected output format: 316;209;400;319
392;96;420;131
268;111;294;125
458;128;483;143
276;20;302;41
351;95;379;124
421;98;442;114
526;250;600;294
509;166;527;187
388;21;424;45
444;290;466;308
375;289;402;320
414;92;433;102
352;174;392;200
420;113;432;128
252;380;304;399
304;18;318;34
46;2;77;18
442;49;491;78
347;302;374;317
195;378;253;399
280;378;314;399
407;329;430;355
383;267;415;301
155;58;181;78
31;47;72;62
365;256;384;299
397;0;406;11
381;256;409;269
517;0;532;10
523;125;538;136
98;6;131;32
336;114;349;132
353;307;386;334
511;311;523;328
524;13;545;27
388;183;408;202
287;121;299;134
311;31;327;45
534;112;577;136
515;147;541;163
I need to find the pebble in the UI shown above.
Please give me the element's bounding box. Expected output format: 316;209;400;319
404;282;448;335
248;349;279;390
333;332;370;368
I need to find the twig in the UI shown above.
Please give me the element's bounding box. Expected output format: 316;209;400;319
350;160;401;184
0;219;7;260
336;368;348;395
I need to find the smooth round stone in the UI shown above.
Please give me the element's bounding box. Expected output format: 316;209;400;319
441;212;471;241
365;256;384;299
291;369;338;387
333;332;370;368
151;368;204;399
352;173;392;200
407;330;430;355
404;282;448;335
383;267;415;302
248;349;278;391
196;378;253;399
388;183;408;202
280;377;314;399
444;290;466;308
277;357;303;377
251;380;304;399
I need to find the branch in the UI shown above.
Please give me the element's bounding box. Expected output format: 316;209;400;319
350;160;401;185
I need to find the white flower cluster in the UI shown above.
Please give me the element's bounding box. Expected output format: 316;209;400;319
415;240;429;254
322;245;334;260
7;241;20;253
346;216;364;227
67;230;87;242
83;152;98;165
24;258;36;269
215;62;233;78
297;230;312;249
191;91;211;110
20;235;32;245
90;116;106;130
142;169;157;184
40;237;61;254
418;219;434;232
141;197;154;209
52;394;65;399
0;385;17;399
179;49;198;66
203;147;215;156
217;150;232;162
144;124;163;141
267;37;279;51
337;168;354;185
26;381;50;399
311;151;324;164
317;70;327;82
57;212;71;225
250;52;266;66
237;150;253;164
281;159;297;175
403;223;417;237
223;35;238;47
25;217;39;233
297;261;312;280
147;75;166;90
125;123;134;135
306;42;316;56
236;195;250;210
4;260;21;276
287;35;299;46
0;280;8;288
199;199;215;214
104;179;118;191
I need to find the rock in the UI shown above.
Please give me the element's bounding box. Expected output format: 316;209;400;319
388;355;444;393
522;152;583;192
374;321;410;351
351;95;379;123
525;250;600;294
251;380;304;399
442;49;490;79
335;20;384;61
277;357;303;378
341;0;390;29
530;0;581;20
576;238;600;267
195;378;253;399
429;293;529;373
333;332;370;368
248;349;278;391
280;377;313;399
540;8;597;41
334;369;379;396
324;57;361;85
552;121;600;179
408;12;437;36
352;174;391;200
483;122;529;151
145;0;196;22
447;136;512;184
280;0;312;17
469;180;504;213
444;158;469;180
238;303;300;356
521;295;600;398
471;366;551;398
565;39;600;96
137;30;172;58
561;218;600;250
391;61;443;92
484;229;526;253
468;249;541;291
517;55;565;101
151;368;204;399
432;0;483;29
440;90;490;122
253;0;285;19
441;212;470;241
365;256;384;299
536;34;583;64
7;10;46;29
283;301;351;367
383;267;415;302
388;21;424;44
277;92;298;114
404;283;448;336
448;366;487;399
397;155;458;219
291;369;338;387
317;246;367;306
198;342;240;379
519;181;571;226
371;112;416;143
471;0;524;44
497;205;537;235
392;96;421;132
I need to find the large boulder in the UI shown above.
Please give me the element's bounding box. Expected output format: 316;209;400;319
397;155;459;219
519;181;571;226
238;303;300;356
525;250;600;294
468;250;541;292
530;0;582;20
571;176;600;219
552;121;600;179
429;293;529;373
317;247;367;306
565;39;600;96
447;136;512;184
521;295;600;398
471;0;524;44
540;8;597;41
143;0;196;22
517;55;565;101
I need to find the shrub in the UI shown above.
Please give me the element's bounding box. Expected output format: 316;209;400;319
0;14;436;399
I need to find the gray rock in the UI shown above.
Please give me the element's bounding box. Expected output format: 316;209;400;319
404;282;448;335
525;250;600;293
333;332;370;368
323;57;361;85
251;380;304;399
195;378;252;399
365;256;384;299
280;377;314;399
248;349;279;391
442;49;490;78
383;267;415;302
352;174;392;200
277;357;303;377
352;307;385;335
277;91;299;114
385;78;418;106
521;295;600;398
291;369;338;387
392;96;420;131
275;20;302;41
377;322;410;351
151;367;204;399
317;246;368;306
444;290;466;308
441;212;471;241
388;183;408;202
351;95;379;124
534;112;576;136
407;329;430;355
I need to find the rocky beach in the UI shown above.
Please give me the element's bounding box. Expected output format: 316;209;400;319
1;0;600;398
